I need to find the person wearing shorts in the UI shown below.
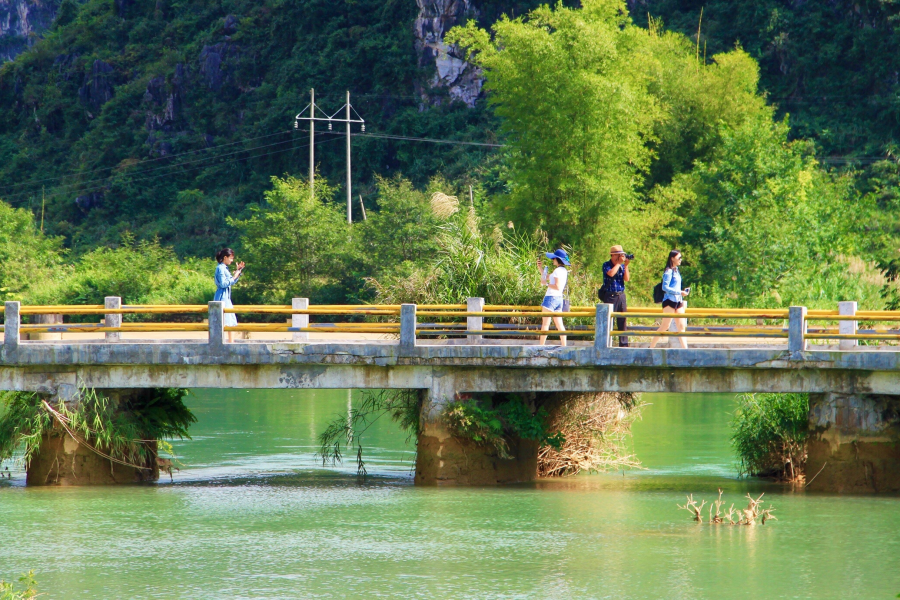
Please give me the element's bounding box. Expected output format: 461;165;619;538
537;248;569;346
651;250;690;349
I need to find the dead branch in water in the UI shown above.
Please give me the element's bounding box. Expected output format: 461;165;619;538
677;494;707;522
678;489;777;525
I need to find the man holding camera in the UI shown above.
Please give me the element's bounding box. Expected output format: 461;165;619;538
601;245;631;347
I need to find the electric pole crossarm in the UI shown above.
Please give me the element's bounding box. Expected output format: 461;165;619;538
293;90;364;223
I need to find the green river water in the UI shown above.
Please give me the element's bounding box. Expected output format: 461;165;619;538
1;390;898;599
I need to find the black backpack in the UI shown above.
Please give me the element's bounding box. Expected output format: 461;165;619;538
652;282;665;304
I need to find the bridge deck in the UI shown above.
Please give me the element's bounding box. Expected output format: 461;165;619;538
4;300;900;396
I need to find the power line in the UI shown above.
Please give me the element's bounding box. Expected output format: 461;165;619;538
4;134;344;204
0;130;295;194
313;129;505;148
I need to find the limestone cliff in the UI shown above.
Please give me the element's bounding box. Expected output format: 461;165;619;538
415;0;484;107
0;0;60;61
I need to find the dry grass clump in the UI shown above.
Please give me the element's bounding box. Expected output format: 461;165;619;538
678;489;777;525
537;392;644;477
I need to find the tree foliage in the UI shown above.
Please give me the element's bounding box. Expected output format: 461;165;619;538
0;201;65;303
228;175;346;303
449;0;659;254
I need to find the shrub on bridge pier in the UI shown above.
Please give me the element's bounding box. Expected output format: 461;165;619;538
0;388;196;482
732;392;808;482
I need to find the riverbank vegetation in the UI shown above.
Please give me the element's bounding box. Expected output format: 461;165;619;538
731;393;809;483
317;389;421;478
537;392;643;477
0;388;196;473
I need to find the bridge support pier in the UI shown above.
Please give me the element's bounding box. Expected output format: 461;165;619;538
414;384;538;485
806;393;900;493
26;388;161;486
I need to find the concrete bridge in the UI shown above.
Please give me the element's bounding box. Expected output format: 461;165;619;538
2;300;899;491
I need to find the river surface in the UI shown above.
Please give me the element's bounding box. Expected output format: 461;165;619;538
1;390;898;599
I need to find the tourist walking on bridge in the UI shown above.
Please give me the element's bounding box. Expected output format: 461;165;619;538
650;250;690;349
601;245;630;347
214;248;245;343
537;249;569;346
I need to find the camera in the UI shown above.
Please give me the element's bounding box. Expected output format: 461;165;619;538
624;253;635;260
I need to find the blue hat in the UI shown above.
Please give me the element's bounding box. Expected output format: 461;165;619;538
545;249;570;266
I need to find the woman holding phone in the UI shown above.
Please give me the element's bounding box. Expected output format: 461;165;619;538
214;248;245;343
537;248;569;346
650;250;690;349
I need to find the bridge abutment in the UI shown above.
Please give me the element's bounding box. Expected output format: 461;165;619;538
807;393;900;493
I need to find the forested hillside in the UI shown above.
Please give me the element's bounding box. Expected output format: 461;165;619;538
0;0;554;255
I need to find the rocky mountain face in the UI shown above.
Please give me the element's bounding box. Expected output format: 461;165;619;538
0;0;60;61
414;0;484;107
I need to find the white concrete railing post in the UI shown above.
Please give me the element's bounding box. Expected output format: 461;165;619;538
838;301;858;350
788;306;808;354
467;297;484;343
208;301;225;350
400;304;417;351
105;296;122;342
4;301;20;350
594;303;613;351
292;297;309;342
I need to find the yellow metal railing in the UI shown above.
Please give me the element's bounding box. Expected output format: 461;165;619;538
2;302;898;346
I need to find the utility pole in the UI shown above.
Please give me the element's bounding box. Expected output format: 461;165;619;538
295;91;364;224
309;88;315;200
345;91;352;224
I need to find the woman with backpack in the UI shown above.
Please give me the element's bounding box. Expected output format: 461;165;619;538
537;248;569;346
650;250;690;349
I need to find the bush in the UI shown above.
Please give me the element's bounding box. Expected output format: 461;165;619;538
442;393;563;459
731;392;808;481
368;197;602;308
24;234;214;308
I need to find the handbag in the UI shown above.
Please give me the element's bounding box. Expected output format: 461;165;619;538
562;284;571;312
597;283;607;300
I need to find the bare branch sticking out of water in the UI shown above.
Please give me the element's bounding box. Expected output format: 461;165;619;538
678;489;777;525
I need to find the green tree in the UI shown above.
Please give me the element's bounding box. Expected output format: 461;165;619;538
448;0;660;254
229;175;347;303
641;22;773;188
360;175;440;266
671;114;864;308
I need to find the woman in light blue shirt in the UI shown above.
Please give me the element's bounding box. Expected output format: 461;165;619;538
650;250;690;349
214;248;245;343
